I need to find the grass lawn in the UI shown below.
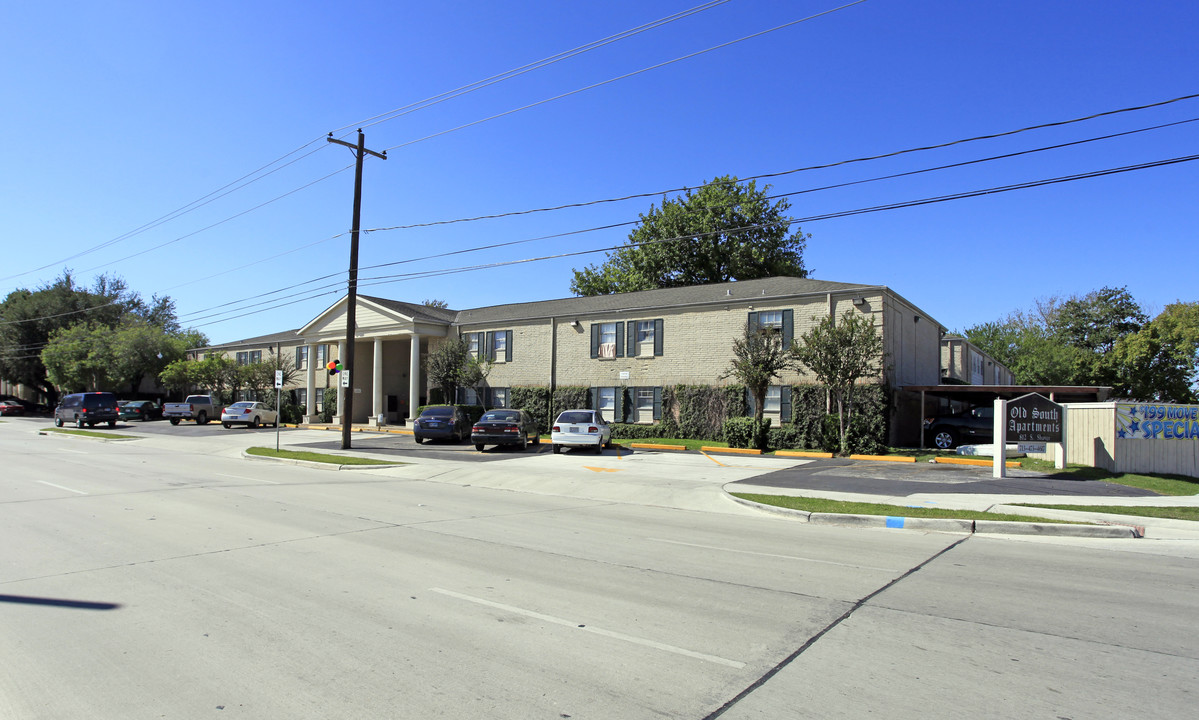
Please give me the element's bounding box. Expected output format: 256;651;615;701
247;447;399;465
1014;503;1199;522
42;428;139;440
731;493;1081;524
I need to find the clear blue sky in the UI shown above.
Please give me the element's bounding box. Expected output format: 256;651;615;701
3;0;1196;345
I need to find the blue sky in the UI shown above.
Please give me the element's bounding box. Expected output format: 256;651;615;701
3;0;1196;345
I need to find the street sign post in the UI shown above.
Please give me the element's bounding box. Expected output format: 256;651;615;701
274;370;283;451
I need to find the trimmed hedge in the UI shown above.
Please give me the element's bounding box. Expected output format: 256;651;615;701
724;417;772;450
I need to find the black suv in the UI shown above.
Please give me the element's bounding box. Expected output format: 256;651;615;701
54;392;121;428
924;405;993;449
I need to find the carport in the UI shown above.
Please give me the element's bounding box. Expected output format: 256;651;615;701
903;384;1112;449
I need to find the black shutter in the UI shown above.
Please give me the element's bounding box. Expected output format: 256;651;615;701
589;387;598;410
615;388;624;423
590;324;599;358
627;322;638;357
783;309;794;346
485;331;495;362
781;386;792;424
748;311;760;333
653;386;662;421
505;330;513;362
653;319;664;356
615;321;624;357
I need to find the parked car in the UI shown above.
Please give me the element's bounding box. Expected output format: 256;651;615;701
471;408;541;451
0;400;24;416
163;395;219;425
54;392;120;428
550;409;612;454
119;400;163;421
413;405;471;444
924;405;994;449
221;402;278;429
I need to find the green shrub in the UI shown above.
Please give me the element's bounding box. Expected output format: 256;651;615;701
510;386;552;433
724;416;771;450
671;385;744;440
609;422;670;440
320;387;337;423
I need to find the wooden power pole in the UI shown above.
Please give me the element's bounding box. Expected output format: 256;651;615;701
327;130;386;450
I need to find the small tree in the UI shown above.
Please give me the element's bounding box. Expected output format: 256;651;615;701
722;322;791;423
425;337;472;403
791;310;885;456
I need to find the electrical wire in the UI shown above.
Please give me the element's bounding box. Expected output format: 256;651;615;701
379;1;870;154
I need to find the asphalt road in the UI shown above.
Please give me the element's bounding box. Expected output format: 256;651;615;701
2;418;1197;718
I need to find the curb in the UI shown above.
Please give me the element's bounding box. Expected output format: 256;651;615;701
727;493;1143;538
774;450;834;458
849;454;915;463
936;456;1020;468
703;446;762;455
240;449;403;471
629;443;687;451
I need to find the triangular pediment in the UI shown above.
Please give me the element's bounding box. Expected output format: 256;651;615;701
299;295;417;340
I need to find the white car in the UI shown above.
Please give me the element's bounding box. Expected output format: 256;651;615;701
221;401;278;429
550;409;612;454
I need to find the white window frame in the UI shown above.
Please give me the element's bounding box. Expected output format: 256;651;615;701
493;333;507;363
635;388;655;423
467;333;480;357
491;387;508;408
296;346;308;370
598;387;616;422
764;386;782;413
758;311;784;330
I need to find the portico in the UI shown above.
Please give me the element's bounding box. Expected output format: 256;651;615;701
297;296;452;425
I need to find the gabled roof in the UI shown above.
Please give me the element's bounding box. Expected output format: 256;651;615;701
197;329;302;351
452;276;877;324
359;295;458;324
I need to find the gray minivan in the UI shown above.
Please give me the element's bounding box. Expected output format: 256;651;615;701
54;392;120;428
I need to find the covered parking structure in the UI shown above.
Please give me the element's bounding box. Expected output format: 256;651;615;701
904;384;1112;450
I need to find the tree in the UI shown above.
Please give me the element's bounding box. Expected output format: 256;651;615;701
721;322;791;423
41;323;117;392
1050;286;1147;388
422;299;450;310
790;310;885;456
1111;302;1199;402
571;176;808;295
425;337;472;403
0;271;194;403
238;350;299;408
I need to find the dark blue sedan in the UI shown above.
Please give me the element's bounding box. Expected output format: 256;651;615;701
413;405;471;444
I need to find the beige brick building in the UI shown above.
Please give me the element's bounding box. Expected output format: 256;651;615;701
193;276;996;444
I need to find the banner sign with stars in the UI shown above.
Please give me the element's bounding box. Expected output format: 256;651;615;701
1116;403;1199;440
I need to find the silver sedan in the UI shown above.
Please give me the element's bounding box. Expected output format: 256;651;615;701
221;401;279;429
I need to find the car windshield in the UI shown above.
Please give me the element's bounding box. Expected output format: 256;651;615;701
557;411;594;424
421;407;454;418
481;412;520;423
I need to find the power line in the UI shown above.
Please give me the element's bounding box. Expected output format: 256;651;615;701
364;99;1199;234
379;1;870;154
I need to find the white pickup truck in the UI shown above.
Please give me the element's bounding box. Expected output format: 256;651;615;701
163;395;219;426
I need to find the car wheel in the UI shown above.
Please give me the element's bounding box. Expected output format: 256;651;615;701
108;420;117;428
414;435;424;444
533;433;541;445
518;434;528;451
76;417;85;429
250;416;259;429
169;418;180;426
197;412;208;426
552;444;561;454
223;423;231;429
475;443;485;452
595;439;603;453
54;416;63;427
933;429;958;450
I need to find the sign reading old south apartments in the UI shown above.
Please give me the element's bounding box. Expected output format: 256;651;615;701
1007;392;1063;443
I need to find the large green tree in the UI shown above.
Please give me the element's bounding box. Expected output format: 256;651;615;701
0;271;189;403
965;287;1197;401
571;176;808;295
790;310;885;456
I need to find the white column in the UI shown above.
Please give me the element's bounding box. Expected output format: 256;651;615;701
408;333;421;423
304;343;317;422
371;338;384;425
336;340;346;421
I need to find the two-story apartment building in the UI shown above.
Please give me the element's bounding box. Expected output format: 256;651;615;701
196;276;957;444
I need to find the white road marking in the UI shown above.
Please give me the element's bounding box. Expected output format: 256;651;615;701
37;481;88;495
431;587;745;668
216;473;279;484
648;538;900;573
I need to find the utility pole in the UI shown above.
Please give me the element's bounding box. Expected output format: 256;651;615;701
327;130;386;450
